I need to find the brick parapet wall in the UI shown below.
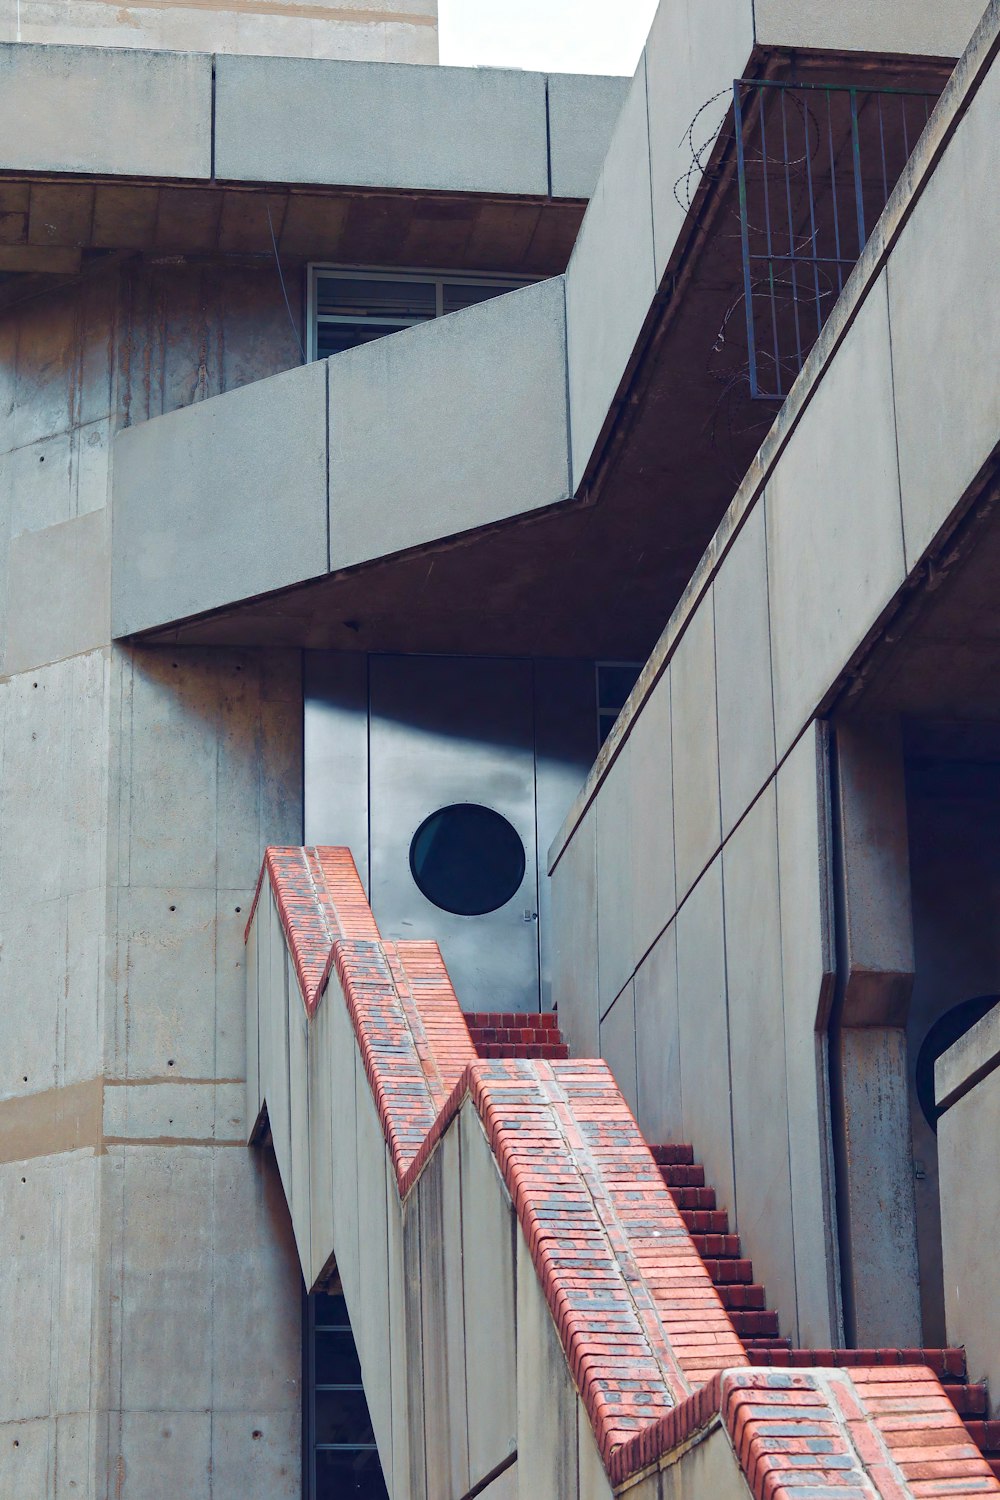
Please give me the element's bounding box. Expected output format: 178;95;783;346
250;846;1000;1497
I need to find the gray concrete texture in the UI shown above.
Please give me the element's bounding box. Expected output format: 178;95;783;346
551;3;1000;1351
937;1018;1000;1413
0;0;438;62
0;43;211;179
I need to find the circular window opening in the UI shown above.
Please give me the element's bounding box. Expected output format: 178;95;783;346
409;803;526;917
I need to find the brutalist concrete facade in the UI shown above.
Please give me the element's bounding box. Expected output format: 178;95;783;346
2;0;1000;1496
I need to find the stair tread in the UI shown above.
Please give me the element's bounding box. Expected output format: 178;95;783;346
649;1143;696;1165
680;1209;730;1233
690;1234;742;1258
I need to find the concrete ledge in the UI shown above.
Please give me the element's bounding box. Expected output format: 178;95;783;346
215;56;550;194
936;1000;1000;1112
0;44;211;179
753;0;982;57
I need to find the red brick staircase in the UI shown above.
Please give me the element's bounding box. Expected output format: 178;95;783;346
462;1016;998;1481
650;1141;1000;1482
464;1010;570;1060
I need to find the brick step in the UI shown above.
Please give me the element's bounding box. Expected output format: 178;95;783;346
701;1258;754;1285
951;1385;990;1418
649;1144;695;1166
474;1041;570;1059
657;1163;706;1188
747;1347;970;1383
464;1011;560;1032
730;1309;781;1338
716;1283;769;1312
679;1209;730;1234
668;1185;717;1210
743;1337;792;1352
964;1422;1000;1455
689;1233;743;1259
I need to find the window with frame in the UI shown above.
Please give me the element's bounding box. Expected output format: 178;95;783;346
307;265;531;361
305;1286;389;1500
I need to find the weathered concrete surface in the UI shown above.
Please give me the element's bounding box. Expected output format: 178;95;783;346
937;1005;1000;1412
753;0;982;54
0;0;438;62
0;44;211;178
547;72;629;199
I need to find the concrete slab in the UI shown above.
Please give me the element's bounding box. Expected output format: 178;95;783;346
460;1106;517;1487
888;54;1000;570
675;858;736;1219
753;0;983;55
516;1229;579;1493
670;592;722;904
114;886;217;1081
775;724;840;1347
578;1401;614;1500
287;986;312;1264
386;1154;408;1498
330;992;360;1312
646;0;755;283
307;997;335;1286
328;277;570;571
118;1411;211;1498
596;743;634;1013
714;505;776;841
0;44;211;179
566;62;657;488
355;1072;392;1470
600;980;638;1118
402;1191;427;1500
628;667;676;966
550;805;600;1058
211;1410;300;1500
634;922;683;1146
765;275;906;757
547;73;629;200
418;1130;469;1500
723;782;798;1340
215;56;548;195
112;360;328;638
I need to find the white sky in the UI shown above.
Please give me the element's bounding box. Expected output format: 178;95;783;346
437;0;660;76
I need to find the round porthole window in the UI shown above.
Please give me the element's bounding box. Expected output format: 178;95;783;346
409;803;526;917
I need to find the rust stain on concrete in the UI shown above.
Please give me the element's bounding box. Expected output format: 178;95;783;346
0;1077;104;1164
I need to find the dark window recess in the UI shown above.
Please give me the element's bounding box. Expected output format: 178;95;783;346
309;267;529;362
306;1289;388;1500
915;995;999;1132
410;803;526;917
597;661;643;747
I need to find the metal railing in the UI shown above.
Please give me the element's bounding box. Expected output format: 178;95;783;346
733;79;939;400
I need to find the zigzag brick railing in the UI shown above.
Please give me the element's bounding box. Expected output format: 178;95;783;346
248;847;1000;1497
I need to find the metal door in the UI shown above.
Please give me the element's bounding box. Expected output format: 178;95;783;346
369;655;539;1012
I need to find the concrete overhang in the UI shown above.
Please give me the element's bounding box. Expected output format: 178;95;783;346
109;0;984;656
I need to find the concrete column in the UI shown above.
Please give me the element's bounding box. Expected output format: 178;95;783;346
832;716;921;1346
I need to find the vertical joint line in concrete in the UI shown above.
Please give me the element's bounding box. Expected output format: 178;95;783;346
544;75;553;199
561;277;574;497
210;55;217;181
883;270;908;561
642;48;658;280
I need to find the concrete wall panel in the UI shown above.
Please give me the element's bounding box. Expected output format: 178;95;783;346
600;981;638;1118
566;62;657;488
386;1155;408;1498
753;0;982;55
646;0;755;278
355;1071;392;1471
547;73;629;200
634;922;683;1148
551;805;600;1058
723;783;797;1339
888;54;1000;569
460;1106;517;1487
714;507;776;841
596;744;634;1012
287;984;312;1262
775;725;840;1347
330;992;361;1310
675;860;735;1219
307;997;335;1286
215;56;548;194
418;1129;470;1499
670;594;721;903
578;1402;614;1500
629;669;676;965
0;44;211;178
112;360;328;638
328;278;570;570
766;276;906;756
516;1230;580;1495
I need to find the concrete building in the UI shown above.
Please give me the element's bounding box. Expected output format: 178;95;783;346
1;0;999;1497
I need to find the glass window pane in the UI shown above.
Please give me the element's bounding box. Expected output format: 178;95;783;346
315;1389;376;1446
409;804;526;917
317;322;416;360
313;1292;350;1327
442;280;518;314
597;662;642;712
316;275;436;319
315;1448;389;1500
315;1330;363;1386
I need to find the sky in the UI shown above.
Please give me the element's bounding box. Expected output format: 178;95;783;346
437;0;660;76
